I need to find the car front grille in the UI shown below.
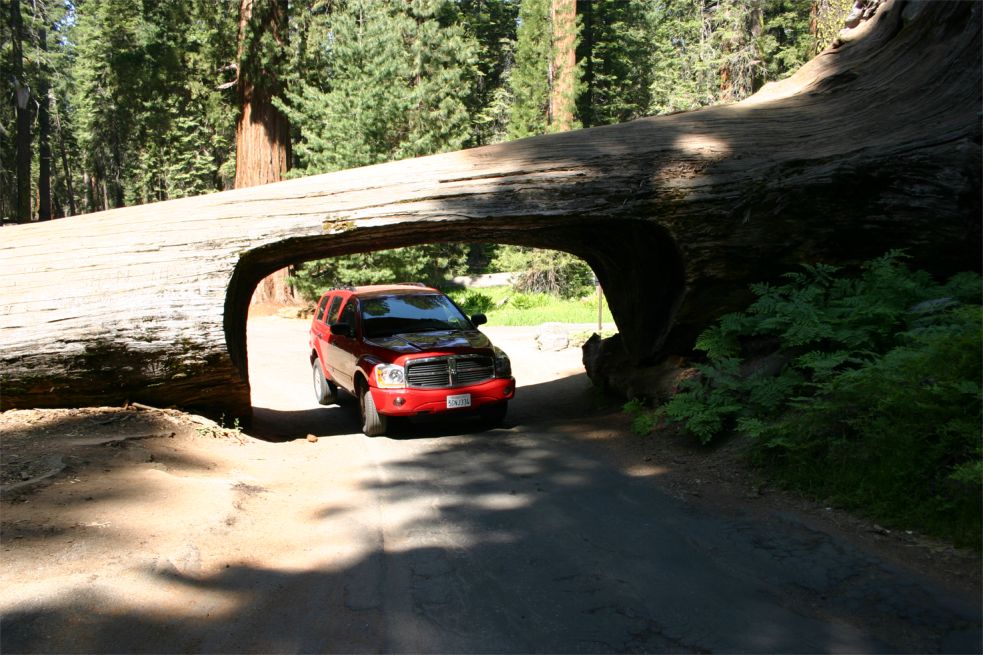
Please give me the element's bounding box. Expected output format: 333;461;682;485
405;355;495;389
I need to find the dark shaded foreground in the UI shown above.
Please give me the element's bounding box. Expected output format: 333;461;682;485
3;423;979;654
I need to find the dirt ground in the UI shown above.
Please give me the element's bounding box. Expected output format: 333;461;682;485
2;319;980;614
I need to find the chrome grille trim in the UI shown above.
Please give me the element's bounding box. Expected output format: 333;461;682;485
405;355;494;389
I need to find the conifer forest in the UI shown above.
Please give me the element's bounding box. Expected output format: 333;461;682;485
2;0;854;224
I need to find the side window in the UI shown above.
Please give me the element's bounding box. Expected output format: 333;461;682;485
315;296;330;322
337;299;357;330
326;296;344;324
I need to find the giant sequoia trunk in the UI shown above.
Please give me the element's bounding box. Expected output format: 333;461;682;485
234;0;290;189
234;0;293;305
234;82;290;189
0;0;979;421
549;0;578;131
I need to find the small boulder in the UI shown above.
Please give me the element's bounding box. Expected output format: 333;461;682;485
536;323;570;351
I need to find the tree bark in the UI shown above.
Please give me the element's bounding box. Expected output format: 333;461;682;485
37;25;52;222
11;0;32;223
252;267;296;306
549;0;578;131
234;0;290;189
0;0;978;421
234;84;291;188
235;0;293;304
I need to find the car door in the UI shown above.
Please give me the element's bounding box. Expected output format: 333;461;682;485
310;294;331;355
325;297;359;391
312;294;344;371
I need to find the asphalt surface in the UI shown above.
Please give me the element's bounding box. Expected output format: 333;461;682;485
1;319;979;653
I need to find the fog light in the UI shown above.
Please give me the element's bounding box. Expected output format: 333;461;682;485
394;397;406;407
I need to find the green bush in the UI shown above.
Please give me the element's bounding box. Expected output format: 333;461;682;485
289;244;470;301
754;302;982;546
444;285;614;326
510;292;550;310
624;398;659;435
457;291;494;316
647;252;982;547
492;246;595;299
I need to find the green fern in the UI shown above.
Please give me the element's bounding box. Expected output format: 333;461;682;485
635;253;982;547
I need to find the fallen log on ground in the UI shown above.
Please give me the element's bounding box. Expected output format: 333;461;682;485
1;0;978;419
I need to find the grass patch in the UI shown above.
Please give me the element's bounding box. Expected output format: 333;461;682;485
446;285;614;326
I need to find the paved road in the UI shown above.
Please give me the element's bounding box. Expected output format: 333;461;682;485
2;319;979;653
243;319;981;653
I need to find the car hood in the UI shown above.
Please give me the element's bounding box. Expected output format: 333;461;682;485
365;329;492;354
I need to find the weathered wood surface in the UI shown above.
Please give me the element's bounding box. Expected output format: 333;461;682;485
1;0;979;420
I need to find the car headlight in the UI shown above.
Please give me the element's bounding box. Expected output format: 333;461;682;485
493;347;511;378
374;363;406;389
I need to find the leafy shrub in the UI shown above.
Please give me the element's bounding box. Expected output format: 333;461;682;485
457;291;494;316
648;252;982;546
493;246;595;299
509;292;550;310
754;302;982;545
289;244;470;301
624;398;659;435
444;285;615;326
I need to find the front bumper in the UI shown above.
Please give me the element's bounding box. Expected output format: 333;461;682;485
369;377;515;416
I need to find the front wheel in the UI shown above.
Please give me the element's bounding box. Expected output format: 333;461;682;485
312;358;337;405
359;386;388;437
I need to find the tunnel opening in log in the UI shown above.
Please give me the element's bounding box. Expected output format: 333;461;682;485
225;218;686;400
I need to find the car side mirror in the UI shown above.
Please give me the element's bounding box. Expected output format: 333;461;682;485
471;313;487;327
330;322;352;337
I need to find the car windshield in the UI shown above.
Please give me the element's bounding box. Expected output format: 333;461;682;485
360;293;471;338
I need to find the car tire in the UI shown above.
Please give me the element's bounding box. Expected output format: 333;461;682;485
481;401;508;427
312;358;337;405
359;385;388;437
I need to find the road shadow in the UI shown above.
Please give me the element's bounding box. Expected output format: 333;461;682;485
4;423;980;654
247;369;609;442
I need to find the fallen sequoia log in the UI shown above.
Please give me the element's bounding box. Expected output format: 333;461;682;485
1;0;979;420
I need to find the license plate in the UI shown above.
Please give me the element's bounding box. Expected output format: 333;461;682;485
446;393;472;409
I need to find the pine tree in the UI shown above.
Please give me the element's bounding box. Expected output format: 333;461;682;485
577;0;652;128
35;16;51;221
131;0;238;200
715;0;765;102
0;0;13;221
811;0;854;53
283;0;477;174
457;0;518;145
33;0;76;218
71;0;145;210
282;0;479;295
647;0;720;114
11;0;32;222
757;0;817;87
647;0;822;115
70;0;238;210
508;0;552;138
10;0;837;229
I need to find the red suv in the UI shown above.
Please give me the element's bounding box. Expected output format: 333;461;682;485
309;284;515;436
